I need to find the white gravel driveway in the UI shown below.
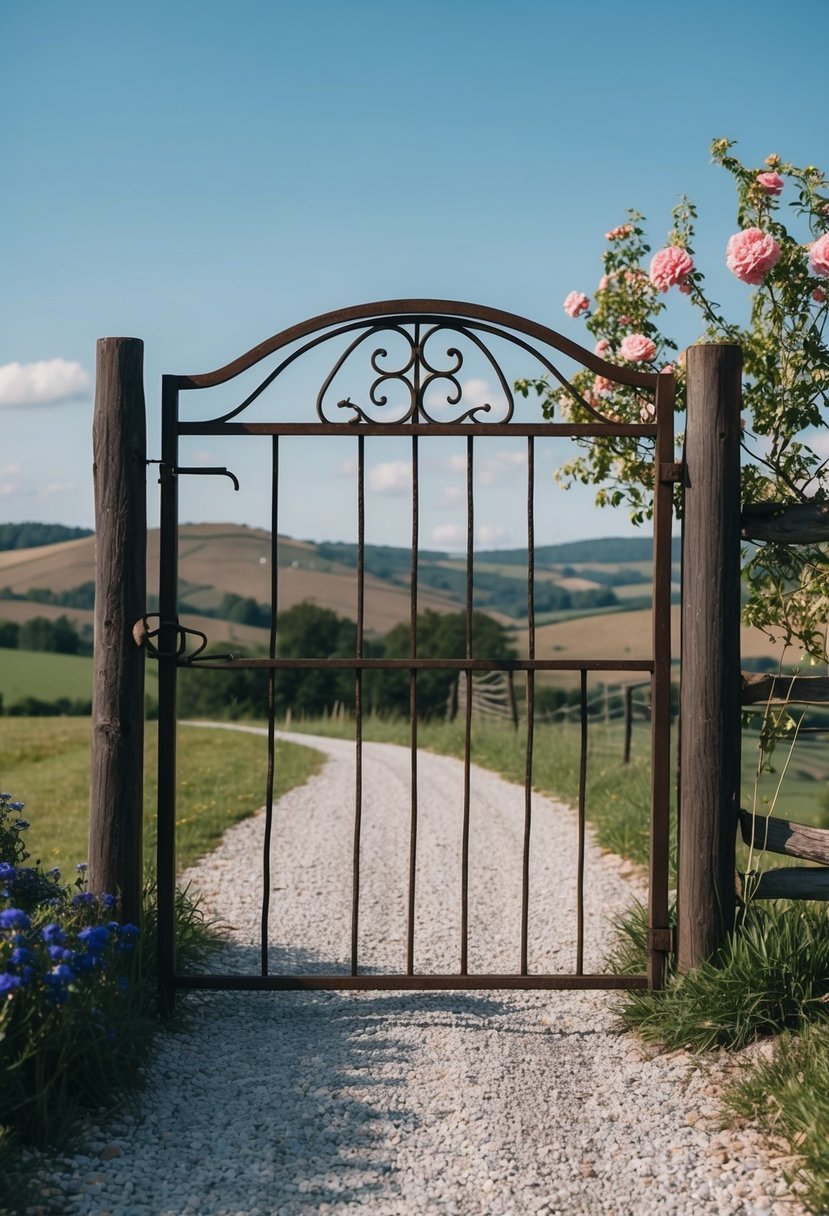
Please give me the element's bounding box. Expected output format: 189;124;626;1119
36;727;804;1216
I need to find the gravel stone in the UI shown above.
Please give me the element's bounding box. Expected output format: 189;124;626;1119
26;727;808;1215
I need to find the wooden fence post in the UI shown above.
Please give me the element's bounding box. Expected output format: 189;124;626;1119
678;343;742;971
88;338;146;926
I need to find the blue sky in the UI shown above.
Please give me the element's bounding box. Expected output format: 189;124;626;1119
1;0;825;549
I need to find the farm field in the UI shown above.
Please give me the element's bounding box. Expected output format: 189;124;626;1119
0;647;159;707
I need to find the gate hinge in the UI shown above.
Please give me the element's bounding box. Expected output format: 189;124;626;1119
657;462;684;485
648;927;675;954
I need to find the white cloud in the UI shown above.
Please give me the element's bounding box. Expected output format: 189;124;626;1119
422;377;508;418
368;460;411;495
463;378;492;408
40;481;77;499
478;450;527;486
0;465;24;497
440;448;527;485
477;524;511;548
0;359;90;408
439;485;464;508
431;523;465;549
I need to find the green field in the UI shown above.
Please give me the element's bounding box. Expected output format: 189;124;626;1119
0;717;322;873
0;647;159;708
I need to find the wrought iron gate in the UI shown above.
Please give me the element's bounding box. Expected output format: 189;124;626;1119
154;300;676;1002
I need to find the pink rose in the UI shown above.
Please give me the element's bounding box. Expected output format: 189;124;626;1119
563;291;590;318
809;233;829;277
639;402;656;422
593;375;615;397
594;339;611;356
726;228;781;285
605;224;633;240
620;334;657;363
660;363;675;375
649;246;695;292
756;171;784;196
812;287;827;304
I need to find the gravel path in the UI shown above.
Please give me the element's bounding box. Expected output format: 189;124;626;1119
32;728;804;1216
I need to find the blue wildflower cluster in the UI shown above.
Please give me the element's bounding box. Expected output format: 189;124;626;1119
0;791;144;1144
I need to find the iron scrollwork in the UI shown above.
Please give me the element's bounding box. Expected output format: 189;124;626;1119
316;322;515;425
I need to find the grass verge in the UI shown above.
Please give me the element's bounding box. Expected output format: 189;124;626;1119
726;1022;829;1214
0;718;323;872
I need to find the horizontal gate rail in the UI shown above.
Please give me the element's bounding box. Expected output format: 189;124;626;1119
173;974;649;992
176;656;657;672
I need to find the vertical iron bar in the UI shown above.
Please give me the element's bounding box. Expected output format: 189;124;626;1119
521;437;535;974
351;434;365;975
650;373;676;987
461;435;473;974
156;377;179;1012
261;436;279;976
576;668;588;975
407;434;419;974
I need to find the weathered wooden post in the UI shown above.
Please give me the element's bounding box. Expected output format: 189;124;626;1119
678;343;742;971
88;338;146;926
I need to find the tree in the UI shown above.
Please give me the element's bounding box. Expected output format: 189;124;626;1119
376;609;516;720
518;140;829;657
18;615;82;655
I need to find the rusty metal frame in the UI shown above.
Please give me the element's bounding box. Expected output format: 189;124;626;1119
155;300;675;1004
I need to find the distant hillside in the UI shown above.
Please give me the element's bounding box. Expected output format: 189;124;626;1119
0;522;93;551
0;523;790;665
478;536;682;565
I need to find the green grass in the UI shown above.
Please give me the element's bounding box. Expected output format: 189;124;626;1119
0;647;160;709
0;717;323;873
727;1022;829;1214
618;902;829;1051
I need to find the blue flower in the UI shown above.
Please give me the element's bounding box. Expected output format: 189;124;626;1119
13;819;30;831
41;922;66;945
0;973;22;997
78;926;111;955
0;792;12;800
9;946;34;968
48;963;76;985
76;863;88;874
72;892;95;907
8;802;25;812
0;862;15;881
0;908;31;931
118;923;140;940
73;952;97;973
47;945;74;963
46;867;61;881
100;893;118;910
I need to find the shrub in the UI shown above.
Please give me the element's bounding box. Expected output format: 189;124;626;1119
0;791;219;1155
616;901;829;1051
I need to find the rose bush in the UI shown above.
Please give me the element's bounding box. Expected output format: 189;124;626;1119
518;139;829;657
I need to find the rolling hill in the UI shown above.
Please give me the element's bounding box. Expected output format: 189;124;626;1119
0;522;794;670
